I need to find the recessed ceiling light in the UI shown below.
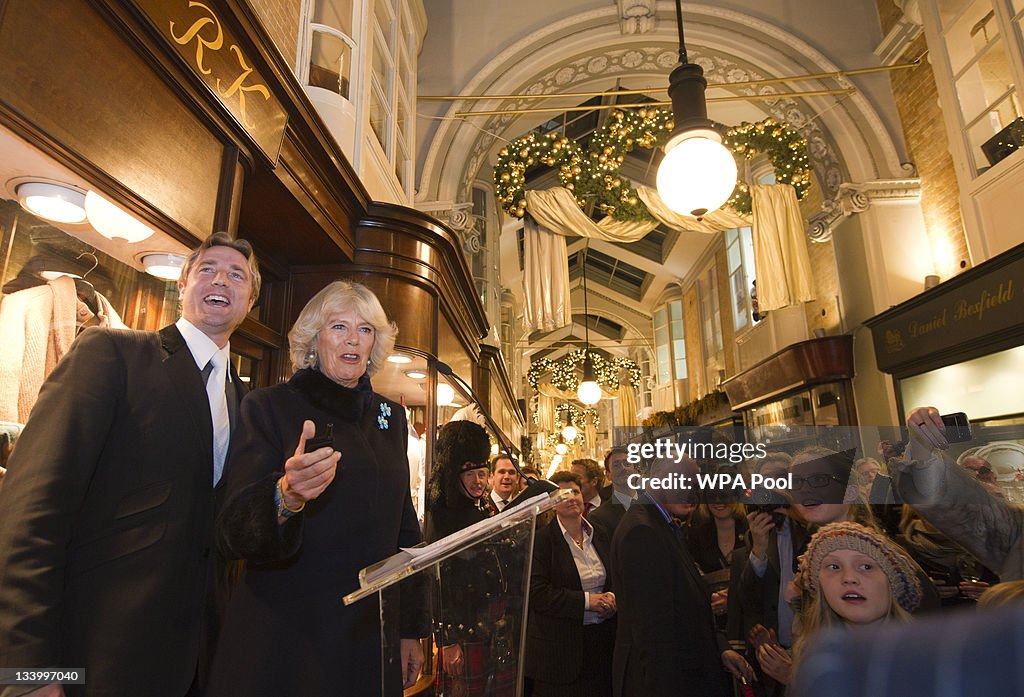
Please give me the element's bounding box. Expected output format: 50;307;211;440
16;181;87;223
405;369;427;379
387;353;413;364
142;253;186;280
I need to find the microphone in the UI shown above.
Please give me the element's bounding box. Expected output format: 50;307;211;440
434;361;557;504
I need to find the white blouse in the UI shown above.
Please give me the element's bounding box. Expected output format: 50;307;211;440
557;517;608;625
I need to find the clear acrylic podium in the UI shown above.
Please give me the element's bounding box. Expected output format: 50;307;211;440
344;489;570;697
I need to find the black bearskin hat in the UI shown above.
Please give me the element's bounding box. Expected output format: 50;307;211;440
426;420;491;512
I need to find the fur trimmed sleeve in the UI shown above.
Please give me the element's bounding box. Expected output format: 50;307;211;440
216;472;303;563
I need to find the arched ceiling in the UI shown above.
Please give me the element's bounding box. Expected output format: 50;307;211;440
415;0;910;358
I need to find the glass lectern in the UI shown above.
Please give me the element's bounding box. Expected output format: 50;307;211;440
344;490;570;697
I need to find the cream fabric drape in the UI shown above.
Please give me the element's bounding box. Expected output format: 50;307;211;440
525;188;657;242
751;184;815;311
617;384;638;428
523;216;572;332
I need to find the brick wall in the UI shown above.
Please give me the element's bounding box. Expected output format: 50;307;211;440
876;2;971;276
249;0;302;74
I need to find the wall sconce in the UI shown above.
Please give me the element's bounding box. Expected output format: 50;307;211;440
655;0;737;219
16;181;87;223
84;190;155;243
142;253;186;281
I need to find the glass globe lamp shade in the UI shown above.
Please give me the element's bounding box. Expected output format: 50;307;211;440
577;380;602;406
562;425;578;441
555;442;568;455
656;129;737;218
85;190;155;243
436;383;456;406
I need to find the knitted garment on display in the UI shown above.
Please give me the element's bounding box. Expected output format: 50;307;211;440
801;521;923;613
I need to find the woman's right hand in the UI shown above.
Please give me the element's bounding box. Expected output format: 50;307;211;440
280;420;341;508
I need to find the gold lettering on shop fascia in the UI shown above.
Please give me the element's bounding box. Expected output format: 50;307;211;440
885;279;1016;354
953;280;1014;323
169;1;269;128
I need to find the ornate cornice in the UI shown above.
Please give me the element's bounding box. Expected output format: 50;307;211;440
808;175;921;242
618;0;657;35
874;0;924;65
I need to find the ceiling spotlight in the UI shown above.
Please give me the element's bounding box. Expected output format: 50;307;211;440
85;190;155;243
142;253;186;281
405;369;427;379
16;181;87;223
387;353;413;364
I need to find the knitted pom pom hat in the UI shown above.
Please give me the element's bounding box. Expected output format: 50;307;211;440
801;522;922;613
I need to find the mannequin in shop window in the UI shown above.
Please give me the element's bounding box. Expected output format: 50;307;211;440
0;251;124;425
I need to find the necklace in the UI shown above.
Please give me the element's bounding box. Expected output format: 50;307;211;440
572;532;585;548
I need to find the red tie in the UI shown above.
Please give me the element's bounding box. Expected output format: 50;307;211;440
584;502;594;518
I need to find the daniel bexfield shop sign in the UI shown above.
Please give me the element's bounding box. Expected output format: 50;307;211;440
136;0;288;164
865;244;1023;375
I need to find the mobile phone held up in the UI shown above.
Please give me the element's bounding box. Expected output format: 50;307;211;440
305;423;335;453
940;412;972;443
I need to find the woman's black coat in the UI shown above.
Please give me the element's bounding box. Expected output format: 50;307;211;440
208;369;428;696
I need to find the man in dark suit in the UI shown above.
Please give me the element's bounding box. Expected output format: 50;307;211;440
589;447;637;538
611;456;753;697
0;233;259;697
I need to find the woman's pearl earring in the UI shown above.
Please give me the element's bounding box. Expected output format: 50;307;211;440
306;348;316;364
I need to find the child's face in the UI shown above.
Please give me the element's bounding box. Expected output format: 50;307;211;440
819;549;891;625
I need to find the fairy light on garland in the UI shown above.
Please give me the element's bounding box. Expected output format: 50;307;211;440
555;403;600;431
722;118;811;216
585;108;674;222
528;350;641;394
493;113;811;220
494;131;585;218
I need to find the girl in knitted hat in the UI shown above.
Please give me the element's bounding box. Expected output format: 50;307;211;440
757;521;922;686
794;522;921;656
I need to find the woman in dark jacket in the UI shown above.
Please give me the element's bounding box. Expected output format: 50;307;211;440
526;470;616;697
208;280;429;696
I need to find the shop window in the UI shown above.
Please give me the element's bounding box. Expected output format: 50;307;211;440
934;0;1024;173
726;227;756;332
0;196;258;428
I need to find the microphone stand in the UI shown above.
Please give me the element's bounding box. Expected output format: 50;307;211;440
434;361;557;505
